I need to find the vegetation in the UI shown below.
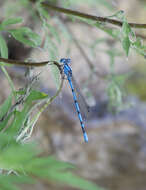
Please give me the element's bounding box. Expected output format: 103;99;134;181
0;0;145;189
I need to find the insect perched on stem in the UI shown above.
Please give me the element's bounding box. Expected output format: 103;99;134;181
0;57;89;142
60;58;89;142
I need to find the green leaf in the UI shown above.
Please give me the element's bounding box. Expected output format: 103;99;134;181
107;10;124;19
0;131;102;190
0;34;8;58
26;90;48;102
0;144;38;171
121;21;131;56
37;1;51;20
49;171;103;190
6;106;31;136
6;90;47;136
122;36;131;56
94;22;120;39
0;34;15;92
9;27;41;47
0;17;23;30
0;94;12;118
122;21;131;37
0;175;35;190
25;156;102;190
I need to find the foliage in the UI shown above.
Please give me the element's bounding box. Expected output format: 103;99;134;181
0;0;146;189
0;133;102;190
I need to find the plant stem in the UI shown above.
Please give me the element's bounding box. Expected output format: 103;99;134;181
41;3;146;29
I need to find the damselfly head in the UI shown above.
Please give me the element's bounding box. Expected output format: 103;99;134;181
60;58;71;64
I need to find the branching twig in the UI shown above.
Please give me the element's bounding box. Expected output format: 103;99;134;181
41;3;146;29
62;17;146;40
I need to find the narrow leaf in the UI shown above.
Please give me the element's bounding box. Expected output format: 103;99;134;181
0;17;23;29
122;36;131;56
26;90;48;102
0;94;12;118
9;27;41;47
0;34;8;58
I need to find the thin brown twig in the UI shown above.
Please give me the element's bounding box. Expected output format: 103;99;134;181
63;17;146;40
41;3;146;29
0;57;62;73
